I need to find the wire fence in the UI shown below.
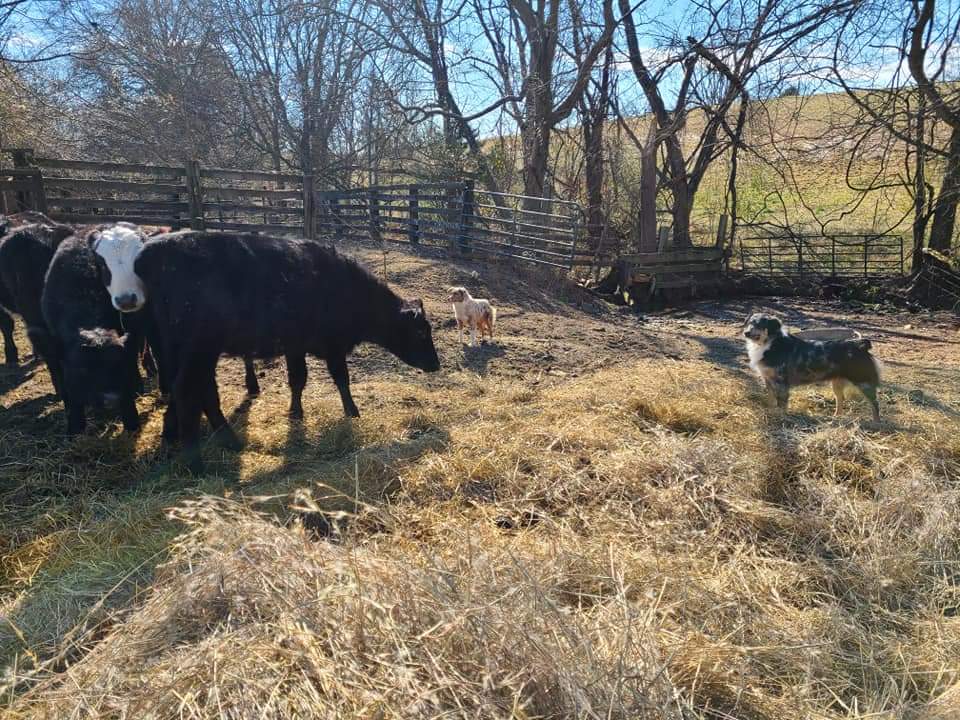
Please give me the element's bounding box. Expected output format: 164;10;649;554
738;233;905;278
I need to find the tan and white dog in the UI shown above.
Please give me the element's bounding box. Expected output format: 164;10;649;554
448;287;496;347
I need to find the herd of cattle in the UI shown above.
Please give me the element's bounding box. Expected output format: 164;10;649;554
0;212;441;473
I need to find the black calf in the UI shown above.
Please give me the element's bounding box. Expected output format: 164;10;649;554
43;233;152;433
133;232;440;472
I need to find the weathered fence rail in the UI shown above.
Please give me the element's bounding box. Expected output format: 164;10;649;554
1;152;584;271
317;182;582;269
739;233;905;278
0;151;309;235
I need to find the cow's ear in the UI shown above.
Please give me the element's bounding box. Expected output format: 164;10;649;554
402;299;424;316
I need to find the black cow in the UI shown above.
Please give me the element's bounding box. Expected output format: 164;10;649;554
128;231;441;472
42;232;155;433
0;220;75;389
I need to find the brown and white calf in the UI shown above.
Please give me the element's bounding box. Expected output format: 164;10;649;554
447;287;496;347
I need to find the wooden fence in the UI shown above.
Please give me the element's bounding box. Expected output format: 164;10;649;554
738;233;906;278
1;153;583;270
316;182;582;269
0;150;309;236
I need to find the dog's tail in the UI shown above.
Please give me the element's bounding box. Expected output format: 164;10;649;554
854;339;883;382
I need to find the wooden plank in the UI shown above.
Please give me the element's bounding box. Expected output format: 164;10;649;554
203;186;303;201
204;221;304;234
47;197;189;211
45;178;186;194
621;248;724;264
49;212;188;226
200;202;303;216
0;181;37;192
35;157;184;177
201;167;302;184
629;261;723;275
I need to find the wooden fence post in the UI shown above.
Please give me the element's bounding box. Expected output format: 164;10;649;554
458;180;474;255
11;148;34;212
185;160;205;230
30;169;48;214
303;174;315;240
408;185;419;244
657;226;670;253
333;194;344;242
368;188;381;242
715;214;728;249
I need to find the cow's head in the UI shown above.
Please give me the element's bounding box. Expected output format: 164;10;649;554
389;298;441;372
71;328;140;406
90;223;148;312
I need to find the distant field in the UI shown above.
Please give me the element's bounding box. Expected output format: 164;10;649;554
544;91;930;245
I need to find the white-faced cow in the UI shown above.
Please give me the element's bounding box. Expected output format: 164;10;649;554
42;230;159;433
113;231;440;473
91;223;264;396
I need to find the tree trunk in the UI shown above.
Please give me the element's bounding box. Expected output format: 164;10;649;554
583;121;604;250
638;121;658;252
928;124;960;254
521;116;551;211
671;182;693;249
912;94;928;273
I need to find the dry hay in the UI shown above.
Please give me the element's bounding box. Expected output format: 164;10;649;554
2;252;960;718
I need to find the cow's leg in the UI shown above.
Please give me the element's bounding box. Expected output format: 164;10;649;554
160;342;181;444
120;393;140;434
29;325;63;396
0;308;17;365
326;354;359;418
62;365;85;434
286;351;307;418
145;316;170;396
200;358;242;451
174;354;211;474
65;399;86;435
244;356;260;396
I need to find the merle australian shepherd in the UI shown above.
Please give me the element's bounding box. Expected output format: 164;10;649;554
742;313;881;420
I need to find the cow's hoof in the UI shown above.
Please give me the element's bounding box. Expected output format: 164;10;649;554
289;405;304;420
180;448;205;475
213;425;243;452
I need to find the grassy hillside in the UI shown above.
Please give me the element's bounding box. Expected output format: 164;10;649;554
539;91;930;245
2;241;960;717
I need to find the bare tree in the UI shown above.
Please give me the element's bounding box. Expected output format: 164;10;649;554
361;0;508;192
213;0;372;179
468;0;614;208
829;0;959;268
618;0;855;247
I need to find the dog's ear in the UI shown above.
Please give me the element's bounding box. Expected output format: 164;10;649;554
767;316;782;333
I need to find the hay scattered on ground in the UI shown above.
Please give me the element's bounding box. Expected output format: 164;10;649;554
2;243;960;718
